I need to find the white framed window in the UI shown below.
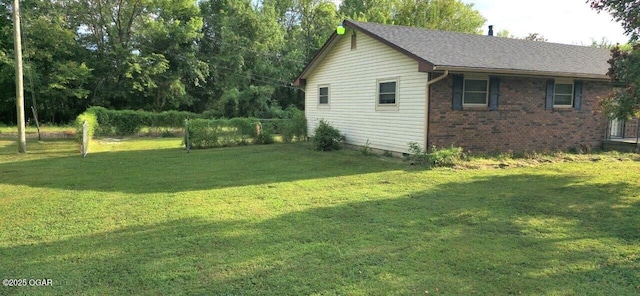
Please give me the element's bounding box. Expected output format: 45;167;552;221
554;80;574;107
376;78;399;111
318;84;330;107
463;78;489;106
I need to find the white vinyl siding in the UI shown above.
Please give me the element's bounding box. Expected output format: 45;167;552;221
305;30;427;153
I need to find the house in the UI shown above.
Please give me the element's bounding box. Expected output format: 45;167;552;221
294;20;613;154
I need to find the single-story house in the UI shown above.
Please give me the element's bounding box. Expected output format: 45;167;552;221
294;20;614;154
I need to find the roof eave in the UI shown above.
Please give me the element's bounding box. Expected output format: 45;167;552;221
294;20;436;86
345;19;434;68
434;66;610;81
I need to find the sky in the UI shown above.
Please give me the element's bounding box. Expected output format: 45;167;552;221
460;0;629;45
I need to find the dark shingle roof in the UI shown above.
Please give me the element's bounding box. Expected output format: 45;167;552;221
296;20;612;84
347;20;610;79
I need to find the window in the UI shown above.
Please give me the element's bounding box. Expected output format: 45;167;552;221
318;85;330;106
553;82;573;107
376;78;399;111
378;81;397;104
463;79;488;105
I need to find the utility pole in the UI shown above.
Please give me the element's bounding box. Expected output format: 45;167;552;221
13;0;26;153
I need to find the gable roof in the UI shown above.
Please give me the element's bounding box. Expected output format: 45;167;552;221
295;20;612;85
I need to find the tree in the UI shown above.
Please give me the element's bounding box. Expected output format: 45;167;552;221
590;37;612;49
496;29;515;38
523;33;547;42
589;0;640;41
21;0;93;123
135;0;208;111
264;0;339;109
589;0;639;119
69;0;207;111
0;0;15;124
200;0;287;117
340;0;486;34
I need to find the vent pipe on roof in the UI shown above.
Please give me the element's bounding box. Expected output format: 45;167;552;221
488;25;494;36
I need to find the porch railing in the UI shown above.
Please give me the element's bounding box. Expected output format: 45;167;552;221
605;118;639;144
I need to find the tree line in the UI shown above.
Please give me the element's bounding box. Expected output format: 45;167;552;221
0;0;486;124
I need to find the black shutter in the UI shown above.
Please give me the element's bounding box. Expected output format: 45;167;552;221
545;79;554;110
489;77;500;110
573;81;583;110
452;75;463;110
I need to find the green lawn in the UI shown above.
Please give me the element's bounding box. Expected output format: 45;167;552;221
0;138;639;295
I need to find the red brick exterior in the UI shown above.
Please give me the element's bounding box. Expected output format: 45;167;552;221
428;76;611;154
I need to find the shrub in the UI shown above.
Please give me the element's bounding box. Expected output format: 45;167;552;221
83;107;201;136
360;139;374;156
184;118;274;149
407;142;465;167
280;116;307;143
429;145;464;167
254;122;275;144
407;142;429;165
185;119;222;149
74;111;98;153
111;110;148;136
312;120;344;151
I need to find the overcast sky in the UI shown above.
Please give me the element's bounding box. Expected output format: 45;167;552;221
461;0;628;45
331;0;630;45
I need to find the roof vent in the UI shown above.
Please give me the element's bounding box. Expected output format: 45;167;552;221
488;25;494;36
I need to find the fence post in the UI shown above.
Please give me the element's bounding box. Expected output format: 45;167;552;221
185;119;190;153
636;118;640;146
82;120;88;158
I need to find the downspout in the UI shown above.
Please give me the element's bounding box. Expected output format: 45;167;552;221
425;70;449;150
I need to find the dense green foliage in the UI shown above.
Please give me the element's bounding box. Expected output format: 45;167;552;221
312;119;344;151
185;118;261;148
84;107;200;136
340;0;485;33
408;142;465;167
74;110;98;152
184;115;306;149
0;0;486;124
599;45;640;119
589;0;640;119
0;139;639;295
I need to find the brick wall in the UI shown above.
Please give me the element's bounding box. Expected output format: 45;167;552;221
428;76;610;154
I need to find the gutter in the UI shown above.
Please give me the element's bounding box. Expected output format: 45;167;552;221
433;66;609;81
424;70;449;150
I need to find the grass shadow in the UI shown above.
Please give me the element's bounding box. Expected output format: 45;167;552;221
1;173;638;295
0;142;407;194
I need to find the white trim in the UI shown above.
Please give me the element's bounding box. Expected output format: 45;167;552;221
318;84;331;109
463;78;489;106
376;77;399;111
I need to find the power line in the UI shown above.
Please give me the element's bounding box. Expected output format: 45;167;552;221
201;35;308;66
213;64;300;90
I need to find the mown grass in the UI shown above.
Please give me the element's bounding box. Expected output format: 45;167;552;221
0;137;639;295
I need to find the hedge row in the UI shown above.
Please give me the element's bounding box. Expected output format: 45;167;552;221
74;107;307;151
87;106;202;136
185;117;307;149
